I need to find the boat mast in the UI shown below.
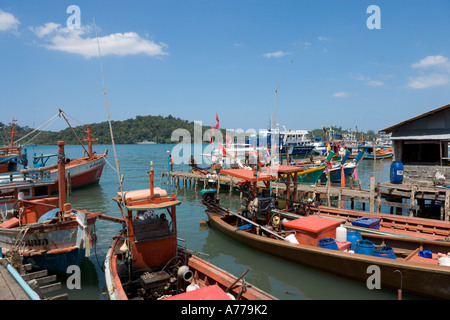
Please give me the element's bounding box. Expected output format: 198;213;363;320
8;119;18;148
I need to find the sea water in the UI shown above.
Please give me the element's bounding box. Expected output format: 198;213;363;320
24;143;421;300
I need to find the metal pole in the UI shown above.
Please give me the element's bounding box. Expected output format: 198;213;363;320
167;151;171;195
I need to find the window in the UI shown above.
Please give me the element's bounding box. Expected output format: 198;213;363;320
402;141;440;164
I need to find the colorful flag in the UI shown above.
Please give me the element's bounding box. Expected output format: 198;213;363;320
214;113;219;129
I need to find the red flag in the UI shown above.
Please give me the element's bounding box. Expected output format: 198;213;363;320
214;113;219;129
219;143;230;157
225;133;230;148
211;125;214;135
208;134;211;144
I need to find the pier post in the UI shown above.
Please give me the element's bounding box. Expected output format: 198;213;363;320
369;175;375;212
410;185;417;217
445;189;450;221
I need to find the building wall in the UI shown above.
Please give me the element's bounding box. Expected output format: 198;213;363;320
403;165;450;185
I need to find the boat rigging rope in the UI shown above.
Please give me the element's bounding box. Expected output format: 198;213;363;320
14;112;60;146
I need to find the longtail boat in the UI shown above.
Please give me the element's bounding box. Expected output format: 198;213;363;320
296;151;334;184
319;150;365;183
201;168;450;299
104;161;276;300
361;144;393;160
0;141;102;273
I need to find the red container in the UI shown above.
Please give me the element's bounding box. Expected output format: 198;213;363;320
283;216;341;246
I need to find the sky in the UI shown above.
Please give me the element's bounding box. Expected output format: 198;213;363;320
0;0;450;135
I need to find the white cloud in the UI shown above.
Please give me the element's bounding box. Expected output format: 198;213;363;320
412;55;450;71
263;51;289;58
318;36;328;41
407;73;450;89
408;55;450;89
332;91;350;98
367;80;384;86
0;10;20;32
30;22;168;58
350;73;384;86
31;22;60;38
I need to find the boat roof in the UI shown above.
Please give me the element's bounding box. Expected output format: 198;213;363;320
220;165;303;181
113;197;181;211
219;169;273;182
261;165;305;175
125;200;181;211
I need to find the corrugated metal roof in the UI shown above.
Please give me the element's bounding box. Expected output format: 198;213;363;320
391;134;450;140
379;103;450;133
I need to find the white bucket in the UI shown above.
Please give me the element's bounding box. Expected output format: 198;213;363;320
336;225;347;243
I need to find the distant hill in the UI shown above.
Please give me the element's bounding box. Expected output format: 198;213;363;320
0;115;216;145
0;116;380;146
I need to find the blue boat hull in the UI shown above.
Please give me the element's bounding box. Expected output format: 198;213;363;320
23;248;85;274
280;145;315;155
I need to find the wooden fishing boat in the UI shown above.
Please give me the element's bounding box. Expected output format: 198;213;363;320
0;119;29;174
361;144;393;160
104;161;276;300
296;151;334;185
201;169;450;299
34;124;107;192
319;150;365;183
0;141;101;274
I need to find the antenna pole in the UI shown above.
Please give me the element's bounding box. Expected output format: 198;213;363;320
273;32;312;128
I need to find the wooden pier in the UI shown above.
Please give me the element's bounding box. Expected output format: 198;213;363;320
0;255;67;300
162;170;450;221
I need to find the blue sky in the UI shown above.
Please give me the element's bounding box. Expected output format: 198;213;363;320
1;0;450;134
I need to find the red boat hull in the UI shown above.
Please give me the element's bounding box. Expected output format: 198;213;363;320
48;154;106;192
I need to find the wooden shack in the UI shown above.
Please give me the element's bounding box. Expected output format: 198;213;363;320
379;103;450;185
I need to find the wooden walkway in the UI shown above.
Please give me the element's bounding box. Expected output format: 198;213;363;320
0;261;67;300
162;170;450;220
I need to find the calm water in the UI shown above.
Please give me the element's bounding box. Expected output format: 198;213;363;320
24;143;422;300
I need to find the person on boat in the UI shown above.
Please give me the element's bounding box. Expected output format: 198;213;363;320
189;155;196;167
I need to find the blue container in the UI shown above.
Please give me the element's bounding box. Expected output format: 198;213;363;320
318;237;338;250
352;217;380;230
238;224;252;231
355;240;375;256
419;250;432;259
372;246;396;259
346;230;362;251
390;161;404;184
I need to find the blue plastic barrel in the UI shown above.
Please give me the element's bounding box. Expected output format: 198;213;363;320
372;246;396;259
355;240;375;256
346;230;362;251
318;237;338;250
390;161;404;184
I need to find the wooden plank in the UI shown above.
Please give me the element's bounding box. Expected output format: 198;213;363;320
0;265;30;300
31;275;57;285
39;282;61;294
21;270;48;281
45;293;69;300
